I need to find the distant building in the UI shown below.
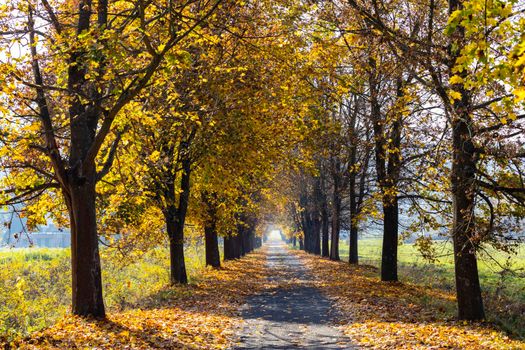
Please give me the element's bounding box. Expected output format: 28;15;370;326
0;210;70;248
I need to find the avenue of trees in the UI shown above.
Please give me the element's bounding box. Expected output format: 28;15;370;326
0;0;524;324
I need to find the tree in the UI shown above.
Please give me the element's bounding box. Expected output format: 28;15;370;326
0;0;221;317
343;0;525;319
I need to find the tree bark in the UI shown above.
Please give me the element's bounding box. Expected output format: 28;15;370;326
224;235;236;260
312;217;321;255
330;165;341;261
381;201;398;281
447;0;485;320
67;178;105;317
162;158;191;284
203;192;220;268
163;203;187;284
234;227;244;258
321;202;330;257
451;118;484;319
204;216;220;268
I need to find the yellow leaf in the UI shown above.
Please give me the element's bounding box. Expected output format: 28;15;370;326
448;90;462;101
513;87;525;102
449;75;463;85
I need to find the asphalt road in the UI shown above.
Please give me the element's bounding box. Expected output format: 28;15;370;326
233;241;356;350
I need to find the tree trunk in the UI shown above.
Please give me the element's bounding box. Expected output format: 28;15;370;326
312;215;321;255
349;146;359;264
381;200;398;281
67;179;105;317
235;228;244;258
203;192;220;268
205;220;220;268
446;0;485;320
224;235;236;260
330;173;341;261
349;221;359;264
162;159;191;284
255;236;262;248
164;210;187;284
450;93;484;320
321;205;329;257
299;236;304;250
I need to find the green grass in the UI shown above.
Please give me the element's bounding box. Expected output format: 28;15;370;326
336;238;525;338
0;244;207;340
337;238;525;299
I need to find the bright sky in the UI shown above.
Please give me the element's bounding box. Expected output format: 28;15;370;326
268;229;281;241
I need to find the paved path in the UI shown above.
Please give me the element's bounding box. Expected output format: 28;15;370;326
233;241;356;349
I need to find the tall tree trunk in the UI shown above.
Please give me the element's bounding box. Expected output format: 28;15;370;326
381;81;402;281
446;0;485;320
312;177;322;255
381;200;398;280
203;193;220;268
321;204;330;257
451;117;484;319
163;159;191;284
349;131;359;264
312;217;321;255
204;217;220;269
255;236;262;248
67;178;105;317
330;168;341;261
205;225;220;268
349;166;359;264
235;228;244;258
224;235;236;260
166;213;187;284
203;192;220;267
349;220;359;264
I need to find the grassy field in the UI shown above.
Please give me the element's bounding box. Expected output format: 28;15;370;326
336;238;525;338
337;238;525;297
0;244;207;340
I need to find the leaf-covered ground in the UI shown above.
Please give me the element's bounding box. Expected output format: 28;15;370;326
5;248;270;349
292;249;525;350
5;245;525;349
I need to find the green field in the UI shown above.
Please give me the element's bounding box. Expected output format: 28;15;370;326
0;244;207;340
336;238;525;298
337;238;525;337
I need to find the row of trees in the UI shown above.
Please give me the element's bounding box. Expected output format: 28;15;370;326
0;0;314;317
0;0;524;324
284;0;525;322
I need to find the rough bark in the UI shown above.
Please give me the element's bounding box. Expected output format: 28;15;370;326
369;57;403;281
321;196;330;257
381;201;398;281
224;235;236;260
204;207;220;268
330;161;341;261
447;0;485;320
67;179;105;317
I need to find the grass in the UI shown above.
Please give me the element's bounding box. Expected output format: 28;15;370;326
337;238;525;300
335;238;525;338
0;243;208;340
